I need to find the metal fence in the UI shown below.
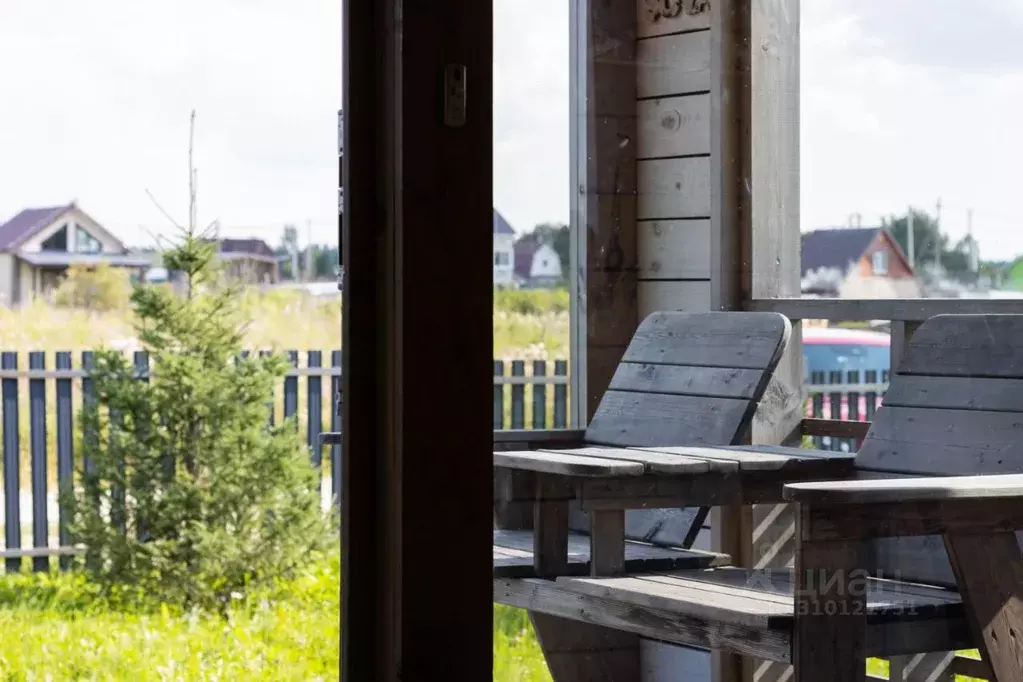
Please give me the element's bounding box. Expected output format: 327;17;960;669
805;368;890;451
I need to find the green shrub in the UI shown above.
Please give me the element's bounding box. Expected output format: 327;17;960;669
53;263;133;311
61;227;330;611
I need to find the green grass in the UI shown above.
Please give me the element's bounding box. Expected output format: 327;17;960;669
494;606;552;681
0;552;547;681
0;552;341;680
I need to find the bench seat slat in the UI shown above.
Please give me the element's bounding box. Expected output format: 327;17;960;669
631;445;855;473
784;472;1023;505
541;447;725;474
551;568;962;629
493;450;645;477
492;530;728;579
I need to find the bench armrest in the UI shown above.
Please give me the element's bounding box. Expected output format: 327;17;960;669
783;473;1023;505
493;429;586;451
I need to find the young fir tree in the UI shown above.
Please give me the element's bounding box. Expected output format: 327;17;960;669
62;139;328;609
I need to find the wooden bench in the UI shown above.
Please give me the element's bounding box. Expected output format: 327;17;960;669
492;310;801;580
497;314;1023;681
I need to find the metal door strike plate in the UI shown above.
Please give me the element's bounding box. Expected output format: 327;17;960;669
444;64;467;128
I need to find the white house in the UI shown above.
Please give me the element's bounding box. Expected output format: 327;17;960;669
493;209;515;287
0;202;150;306
514;240;563;288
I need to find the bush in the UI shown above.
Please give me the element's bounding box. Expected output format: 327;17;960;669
61;229;330;611
53;263;133;311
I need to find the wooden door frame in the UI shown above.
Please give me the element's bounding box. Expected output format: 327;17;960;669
341;1;494;680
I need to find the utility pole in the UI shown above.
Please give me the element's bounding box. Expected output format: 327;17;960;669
306;219;314;281
934;197;943;270
967;208;978;273
907;207;915;271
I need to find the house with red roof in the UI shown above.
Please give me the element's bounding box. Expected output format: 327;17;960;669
800;226;920;299
0;202;149;306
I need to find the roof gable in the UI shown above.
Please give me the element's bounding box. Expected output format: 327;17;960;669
0;204;74;251
800;227;880;277
493;210;515;236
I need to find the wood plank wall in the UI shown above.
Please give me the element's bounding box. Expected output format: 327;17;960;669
636;4;713;316
632;2;806;681
634;3;742;680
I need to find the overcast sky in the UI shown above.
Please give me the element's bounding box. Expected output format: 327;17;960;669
2;1;1022;257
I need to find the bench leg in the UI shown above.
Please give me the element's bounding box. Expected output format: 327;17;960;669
589;509;625;576
530;612;641;682
793;508;867;682
534;474;572;576
944;531;1023;682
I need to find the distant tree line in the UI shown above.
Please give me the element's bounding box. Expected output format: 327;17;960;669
277;224;339;281
882;209;977;276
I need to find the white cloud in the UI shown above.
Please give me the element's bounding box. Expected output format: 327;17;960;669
801;1;1023;257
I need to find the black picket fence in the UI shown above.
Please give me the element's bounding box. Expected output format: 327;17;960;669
0;349;343;572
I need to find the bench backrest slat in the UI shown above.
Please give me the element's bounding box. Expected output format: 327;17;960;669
856;314;1023;586
569;311;791;546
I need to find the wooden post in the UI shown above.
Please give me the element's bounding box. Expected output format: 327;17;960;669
341;0;493;679
522;0;643;678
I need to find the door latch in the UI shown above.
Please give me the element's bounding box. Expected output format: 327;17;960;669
444;64;466;128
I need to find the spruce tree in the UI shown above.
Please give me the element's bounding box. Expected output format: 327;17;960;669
62;113;329;609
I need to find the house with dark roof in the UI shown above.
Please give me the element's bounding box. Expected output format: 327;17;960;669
0;202;149;306
214;238;279;285
513;237;563;289
493;209;516;287
145;237;280;287
801;226;920;299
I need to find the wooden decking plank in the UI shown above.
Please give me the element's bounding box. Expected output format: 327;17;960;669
493;449;645;477
540;446;723;474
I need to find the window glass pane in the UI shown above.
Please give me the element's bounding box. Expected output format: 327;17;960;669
76;225;101;253
40;225;67;251
492;0;571;434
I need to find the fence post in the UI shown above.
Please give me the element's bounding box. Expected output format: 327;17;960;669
2;352;20;572
134;351;150;542
28;352;48;571
553;360;568;429
331;349;342;508
510;360;525;430
864;369;879;421
56;352;74;568
532;360;547;430
259;350;275;426
493;361;504;430
308;351;323;471
284;350;299;428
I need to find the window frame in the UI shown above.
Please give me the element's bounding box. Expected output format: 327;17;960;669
872;250;888;275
